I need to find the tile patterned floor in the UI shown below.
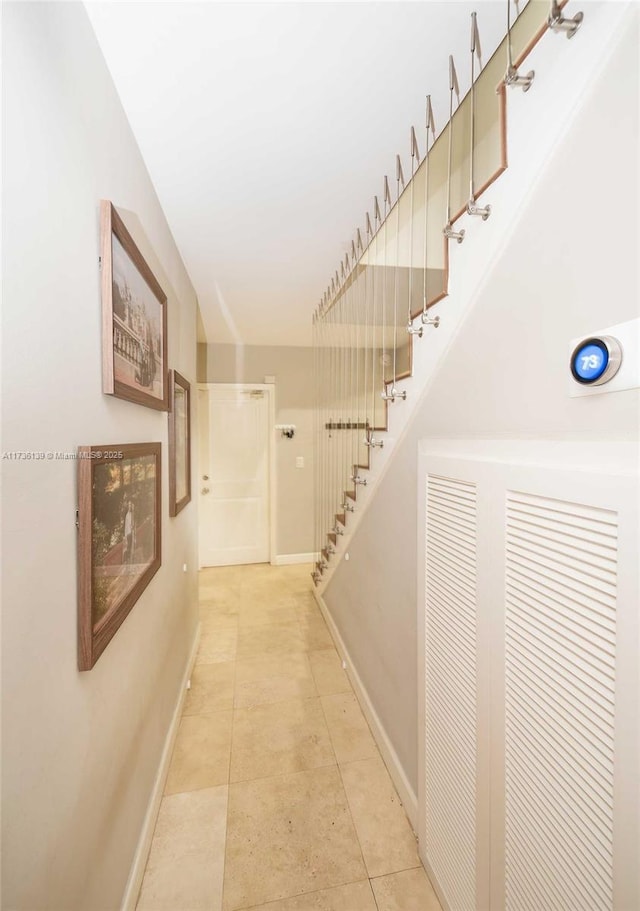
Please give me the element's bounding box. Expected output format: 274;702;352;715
136;564;442;911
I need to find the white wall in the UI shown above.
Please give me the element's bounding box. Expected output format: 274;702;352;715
200;343;314;557
323;7;639;798
2;4;199;909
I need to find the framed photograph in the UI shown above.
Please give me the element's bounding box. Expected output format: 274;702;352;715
168;370;191;517
78;442;162;671
100;200;169;411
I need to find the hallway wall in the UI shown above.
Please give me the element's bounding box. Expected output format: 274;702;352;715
323;7;639;799
2;4;199;909
199;343;314;558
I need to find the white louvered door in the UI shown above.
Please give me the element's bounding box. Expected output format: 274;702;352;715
504;492;616;911
417;443;639;911
424;475;478;911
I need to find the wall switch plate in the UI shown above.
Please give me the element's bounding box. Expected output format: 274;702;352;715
183;563;187;572
295;456;304;469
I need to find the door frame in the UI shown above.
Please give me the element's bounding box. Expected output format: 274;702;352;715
197;382;277;567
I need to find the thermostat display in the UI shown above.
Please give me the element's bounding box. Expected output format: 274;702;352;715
570;336;622;386
571;340;608;382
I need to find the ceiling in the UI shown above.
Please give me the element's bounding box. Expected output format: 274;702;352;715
86;1;507;347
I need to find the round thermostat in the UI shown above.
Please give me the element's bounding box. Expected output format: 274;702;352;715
570;336;622;386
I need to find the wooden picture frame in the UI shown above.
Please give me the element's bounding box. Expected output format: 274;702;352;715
78;442;162;671
100;200;169;411
168;370;192;517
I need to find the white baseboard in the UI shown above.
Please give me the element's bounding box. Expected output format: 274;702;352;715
312;589;418;832
121;623;201;911
272;552;317;566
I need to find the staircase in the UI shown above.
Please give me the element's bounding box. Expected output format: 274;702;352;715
311;0;617;593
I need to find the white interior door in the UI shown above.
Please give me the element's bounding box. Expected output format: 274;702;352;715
198;384;271;567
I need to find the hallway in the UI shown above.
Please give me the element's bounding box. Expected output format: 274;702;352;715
136;564;441;911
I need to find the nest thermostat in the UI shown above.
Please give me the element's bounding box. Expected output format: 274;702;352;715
569;320;639;398
570;336;622;386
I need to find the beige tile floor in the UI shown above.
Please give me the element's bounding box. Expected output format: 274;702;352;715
137;563;442;911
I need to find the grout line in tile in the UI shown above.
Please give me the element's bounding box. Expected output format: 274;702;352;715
228;754;339;788
228;875;377;911
368;864;424;883
161;781;229;797
333;757;373;888
318;687;341;767
221;663;238;911
369;877;382;911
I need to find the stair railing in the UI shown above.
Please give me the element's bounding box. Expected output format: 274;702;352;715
312;0;582;583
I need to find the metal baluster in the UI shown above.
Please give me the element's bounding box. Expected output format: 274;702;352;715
382;176;391;397
382;156;407;402
421;96;440;329
333;263;343;534
355;230;364;479
332;261;347;536
335;282;341;543
443;55;466;244
318;304;329;571
363;212;383;451
362;218;370;459
313;308;323;581
367;197;384;450
341;249;356;513
345;252;358;488
407;127;423;338
353;238;362;484
349;245;365;487
312;310;319;581
370;205;379;445
326;289;333;562
325;282;344;535
467;12;492;220
350;247;358;488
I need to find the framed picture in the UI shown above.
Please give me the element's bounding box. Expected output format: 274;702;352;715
100;200;169;411
78;442;162;671
168;370;191;517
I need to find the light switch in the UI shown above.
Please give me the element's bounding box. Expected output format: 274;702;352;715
296;456;304;469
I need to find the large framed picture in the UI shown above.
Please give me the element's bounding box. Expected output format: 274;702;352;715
100;200;169;411
168;370;191;517
78;442;162;671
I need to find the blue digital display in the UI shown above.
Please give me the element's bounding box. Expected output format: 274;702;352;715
571;340;609;383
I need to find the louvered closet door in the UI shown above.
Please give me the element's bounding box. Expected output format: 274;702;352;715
423;474;479;911
504;492;616;911
418;444;639;911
